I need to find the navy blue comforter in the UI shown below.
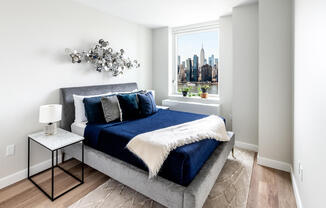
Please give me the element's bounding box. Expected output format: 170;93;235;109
84;109;221;186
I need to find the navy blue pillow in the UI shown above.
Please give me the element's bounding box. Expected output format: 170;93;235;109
117;93;139;120
138;92;157;116
84;95;113;124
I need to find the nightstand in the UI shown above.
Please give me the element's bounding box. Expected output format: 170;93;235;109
28;128;84;201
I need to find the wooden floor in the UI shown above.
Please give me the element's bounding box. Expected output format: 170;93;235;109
246;154;296;208
0;154;296;208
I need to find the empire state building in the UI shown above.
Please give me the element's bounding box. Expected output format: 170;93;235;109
200;43;205;67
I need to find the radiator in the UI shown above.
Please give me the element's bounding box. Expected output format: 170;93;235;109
162;99;220;115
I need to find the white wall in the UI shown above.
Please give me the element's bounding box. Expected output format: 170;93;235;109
219;15;233;131
232;4;259;147
293;0;326;207
0;0;152;181
258;0;293;166
152;27;172;104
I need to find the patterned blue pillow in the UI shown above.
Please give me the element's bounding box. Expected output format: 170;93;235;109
117;93;140;120
137;91;158;116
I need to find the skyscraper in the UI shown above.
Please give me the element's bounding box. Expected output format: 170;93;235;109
178;64;186;82
209;55;215;66
186;58;192;81
177;56;181;74
212;65;218;82
215;58;218;65
193;55;199;82
201;64;213;82
200;43;205;67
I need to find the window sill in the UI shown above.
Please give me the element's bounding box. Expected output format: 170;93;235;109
168;94;220;104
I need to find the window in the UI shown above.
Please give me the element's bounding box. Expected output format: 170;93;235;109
172;22;219;96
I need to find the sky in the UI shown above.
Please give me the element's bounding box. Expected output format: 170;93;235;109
177;29;219;63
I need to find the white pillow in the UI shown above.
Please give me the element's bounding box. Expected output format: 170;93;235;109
73;92;113;123
147;90;155;99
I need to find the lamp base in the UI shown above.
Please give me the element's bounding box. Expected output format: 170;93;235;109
44;123;57;135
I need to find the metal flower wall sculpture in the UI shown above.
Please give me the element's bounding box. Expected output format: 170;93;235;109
65;39;140;76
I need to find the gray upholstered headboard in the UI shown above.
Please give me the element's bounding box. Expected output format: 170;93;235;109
60;82;138;131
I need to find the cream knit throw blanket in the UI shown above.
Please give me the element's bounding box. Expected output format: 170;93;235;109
126;115;229;178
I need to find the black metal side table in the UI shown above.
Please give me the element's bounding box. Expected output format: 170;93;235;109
28;128;84;201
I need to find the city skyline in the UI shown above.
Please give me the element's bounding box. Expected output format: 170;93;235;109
176;30;219;64
177;45;218;83
178;47;218;67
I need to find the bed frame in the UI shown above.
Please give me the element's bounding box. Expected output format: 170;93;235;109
60;82;235;208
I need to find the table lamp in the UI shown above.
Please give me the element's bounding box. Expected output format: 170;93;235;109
39;104;62;135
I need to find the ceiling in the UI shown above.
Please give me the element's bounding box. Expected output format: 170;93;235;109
74;0;257;28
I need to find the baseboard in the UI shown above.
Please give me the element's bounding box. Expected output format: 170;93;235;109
235;141;258;152
0;155;71;190
290;167;303;208
257;154;291;172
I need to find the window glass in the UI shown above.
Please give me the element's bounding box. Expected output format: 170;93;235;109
176;29;219;95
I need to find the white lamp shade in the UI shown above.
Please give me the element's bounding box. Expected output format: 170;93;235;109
39;104;62;123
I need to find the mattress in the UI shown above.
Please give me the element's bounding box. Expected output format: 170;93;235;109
71;121;87;136
83;109;222;186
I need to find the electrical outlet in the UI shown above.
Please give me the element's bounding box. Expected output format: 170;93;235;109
6;144;15;156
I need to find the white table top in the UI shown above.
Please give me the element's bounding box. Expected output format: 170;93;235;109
28;128;84;151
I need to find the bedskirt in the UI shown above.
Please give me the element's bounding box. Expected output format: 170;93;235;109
63;132;234;208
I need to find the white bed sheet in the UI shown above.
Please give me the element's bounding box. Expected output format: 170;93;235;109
71;122;87;136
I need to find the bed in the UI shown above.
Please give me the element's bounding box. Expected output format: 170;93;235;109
60;83;235;208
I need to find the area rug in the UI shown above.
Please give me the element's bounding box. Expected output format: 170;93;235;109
69;148;254;208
